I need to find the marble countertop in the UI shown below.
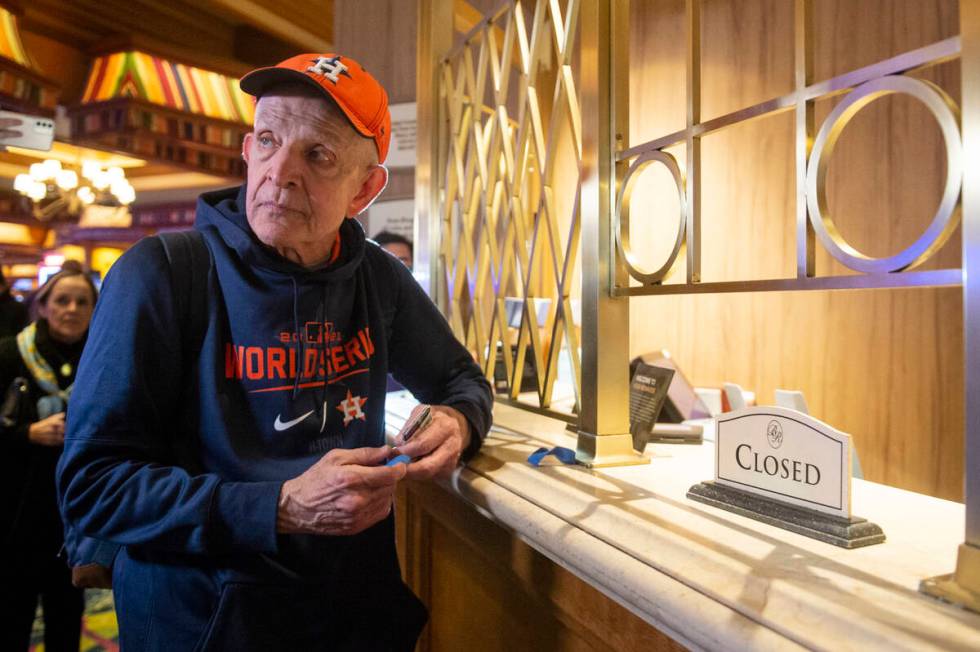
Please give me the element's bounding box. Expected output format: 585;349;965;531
385;394;980;652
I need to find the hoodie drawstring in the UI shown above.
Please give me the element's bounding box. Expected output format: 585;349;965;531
315;284;329;424
291;276;332;430
290;276;303;401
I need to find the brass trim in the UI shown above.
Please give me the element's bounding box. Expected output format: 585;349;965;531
614;150;687;284
494;396;579;425
795;0;815;278
576;432;651;468
617;36;961;161
611;269;962;297
806;76;962;273
416;0;455;308
574;0;640;466
918;0;980;614
685;0;701;284
614;31;963;290
922;544;980;614
960;0;980;550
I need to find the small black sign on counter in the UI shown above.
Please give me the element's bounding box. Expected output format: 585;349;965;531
629;362;674;451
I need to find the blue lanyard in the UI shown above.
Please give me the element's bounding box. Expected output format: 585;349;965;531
527;446;578;467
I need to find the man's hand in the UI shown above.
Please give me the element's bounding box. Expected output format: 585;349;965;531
394;405;471;481
71;563;112;589
277;446;407;536
28;413;65;446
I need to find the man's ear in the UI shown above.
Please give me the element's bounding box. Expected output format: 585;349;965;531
348;165;389;216
242;133;253;164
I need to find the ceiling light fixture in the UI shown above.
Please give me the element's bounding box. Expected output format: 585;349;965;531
14;158;136;222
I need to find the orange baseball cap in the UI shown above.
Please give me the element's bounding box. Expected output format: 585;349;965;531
240;53;391;164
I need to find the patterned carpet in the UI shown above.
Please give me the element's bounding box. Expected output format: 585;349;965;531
29;589;119;652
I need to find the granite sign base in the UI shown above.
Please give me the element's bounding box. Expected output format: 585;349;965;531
687;481;885;549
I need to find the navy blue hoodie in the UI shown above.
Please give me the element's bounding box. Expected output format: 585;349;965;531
57;186;493;651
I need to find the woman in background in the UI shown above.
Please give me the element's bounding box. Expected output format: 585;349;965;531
0;266;97;652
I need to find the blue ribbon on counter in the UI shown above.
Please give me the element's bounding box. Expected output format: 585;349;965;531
527;446;578;467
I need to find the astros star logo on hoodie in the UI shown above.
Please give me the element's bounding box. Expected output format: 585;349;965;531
337;390;367;426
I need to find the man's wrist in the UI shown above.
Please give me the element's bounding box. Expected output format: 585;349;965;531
442;405;471;457
276;479;301;534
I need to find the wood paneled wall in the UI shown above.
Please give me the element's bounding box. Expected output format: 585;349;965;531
334;0;418;103
627;0;963;500
334;0;418;201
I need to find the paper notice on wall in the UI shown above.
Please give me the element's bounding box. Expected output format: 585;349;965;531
387;102;416;169
366;199;415;242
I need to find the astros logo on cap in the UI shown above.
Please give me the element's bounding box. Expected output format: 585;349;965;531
239;53;392;163
308;56;353;84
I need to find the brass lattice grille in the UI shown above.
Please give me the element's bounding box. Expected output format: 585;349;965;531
438;0;583;412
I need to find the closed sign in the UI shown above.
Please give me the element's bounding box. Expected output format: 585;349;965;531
715;406;851;518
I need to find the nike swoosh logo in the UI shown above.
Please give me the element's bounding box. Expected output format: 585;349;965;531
274;410;315;431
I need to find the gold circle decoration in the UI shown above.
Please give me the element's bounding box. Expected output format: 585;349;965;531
615;150;687;284
805;75;962;273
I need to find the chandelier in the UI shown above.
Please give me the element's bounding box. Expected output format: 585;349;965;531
14;159;136;222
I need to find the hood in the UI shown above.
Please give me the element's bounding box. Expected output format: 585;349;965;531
194;185;366;282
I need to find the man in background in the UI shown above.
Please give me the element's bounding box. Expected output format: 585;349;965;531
373;230;413;270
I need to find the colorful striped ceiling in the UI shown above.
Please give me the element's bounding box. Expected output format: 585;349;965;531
81;51;254;125
0;8;32;67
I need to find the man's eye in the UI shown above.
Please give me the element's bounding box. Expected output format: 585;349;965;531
258;136;274;147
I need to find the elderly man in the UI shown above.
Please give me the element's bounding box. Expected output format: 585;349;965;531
57;54;492;651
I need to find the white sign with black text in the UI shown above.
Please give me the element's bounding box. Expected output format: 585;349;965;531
366;199;415;242
714;406;851;518
386;102;416;169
